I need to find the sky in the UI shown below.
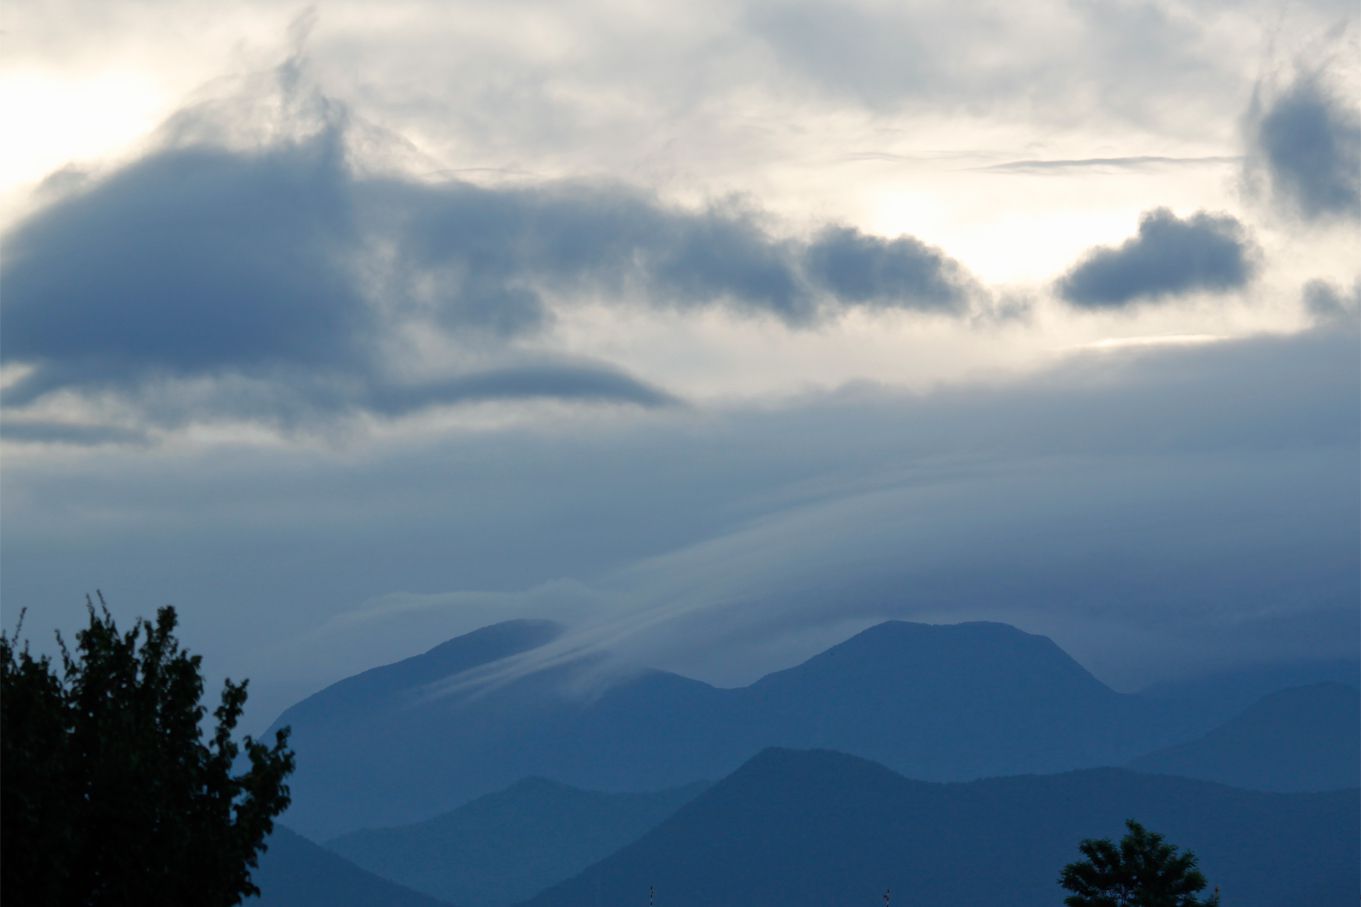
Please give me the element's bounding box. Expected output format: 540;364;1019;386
2;0;1358;726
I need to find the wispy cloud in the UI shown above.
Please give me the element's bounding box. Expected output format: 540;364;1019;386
287;328;1360;700
978;155;1240;174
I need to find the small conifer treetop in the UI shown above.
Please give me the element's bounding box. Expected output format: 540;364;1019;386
0;596;294;906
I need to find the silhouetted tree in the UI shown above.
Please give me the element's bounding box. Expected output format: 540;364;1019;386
1059;818;1220;907
1;596;294;906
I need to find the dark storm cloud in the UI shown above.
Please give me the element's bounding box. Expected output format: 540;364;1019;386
1;125;981;430
1056;208;1257;308
1245;73;1361;222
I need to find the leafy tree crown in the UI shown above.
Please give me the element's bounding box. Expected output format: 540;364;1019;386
1;596;294;906
1060;818;1220;907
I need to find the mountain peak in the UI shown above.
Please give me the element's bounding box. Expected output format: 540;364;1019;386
521;745;1361;907
752;618;1111;699
419;618;564;661
843;618;1051;647
732;745;910;784
274;618;564;728
844;619;1033;645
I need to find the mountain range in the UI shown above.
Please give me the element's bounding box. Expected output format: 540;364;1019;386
254;618;1359;906
1129;681;1359;791
249;825;452;907
270;618;1355;838
327;778;707;907
307;677;1361;906
524;748;1359;907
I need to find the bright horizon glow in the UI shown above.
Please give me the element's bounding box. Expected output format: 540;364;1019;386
0;68;172;223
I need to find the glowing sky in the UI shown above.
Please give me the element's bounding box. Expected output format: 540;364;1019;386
2;0;1357;723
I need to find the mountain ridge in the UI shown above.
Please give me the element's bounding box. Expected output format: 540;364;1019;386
270;617;1351;838
1129;682;1360;791
326;777;708;907
521;747;1360;907
275;618;564;728
250;824;454;907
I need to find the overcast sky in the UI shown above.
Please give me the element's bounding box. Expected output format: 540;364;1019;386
2;0;1358;725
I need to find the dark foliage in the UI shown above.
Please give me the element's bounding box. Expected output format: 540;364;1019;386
0;596;294;906
1060;819;1219;907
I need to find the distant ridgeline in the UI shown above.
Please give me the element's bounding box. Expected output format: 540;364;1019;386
255;618;1360;907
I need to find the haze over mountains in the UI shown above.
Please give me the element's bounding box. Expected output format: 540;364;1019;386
253;616;1358;905
270;618;1353;839
1129;682;1360;792
328;779;707;907
524;749;1359;907
8;1;1358;905
250;825;452;907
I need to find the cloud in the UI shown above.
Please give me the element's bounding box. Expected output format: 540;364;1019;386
361;362;681;414
389;181;819;329
978;155;1240;175
1056;208;1257;308
389;182;982;329
0;134;679;425
0;419;149;447
1303;278;1361;328
744;0;1236;130
35;361;681;435
802;227;975;311
1;93;986;432
371;327;1361;699
2;137;371;405
1245;71;1361;222
7;325;1349;720
3;0;1357;728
